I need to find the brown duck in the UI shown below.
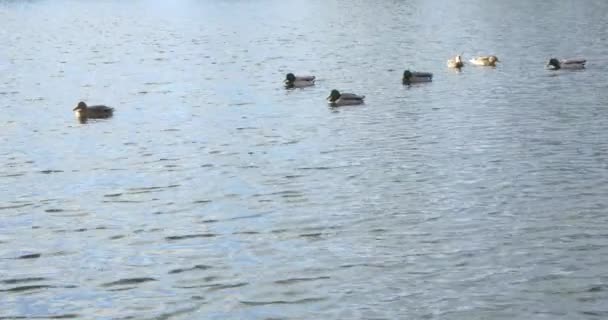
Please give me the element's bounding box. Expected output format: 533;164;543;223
73;101;114;119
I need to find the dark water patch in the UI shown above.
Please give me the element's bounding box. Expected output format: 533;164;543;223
165;234;216;241
299;233;323;238
207;282;248;291
254;190;303;198
151;305;203;320
193;200;212;204
16;253;41;259
109;235;125;240
168;264;212;274
102;199;146;203
296;166;334;171
104;193;122;197
44;209;64;213
227;213;264;221
581;311;608;317
233;230;260;235
39;170;63;174
274;276;330;285
101;277;157;287
126;184;180;195
587;285;607;292
240;297;326;306
339;263;387;269
0;285;54;292
1;173;25;178
284;175;303;179
1;277;47;285
0;203;33;210
0;314;78;319
282;140;299;145
229;102;254;106
107;286;136;292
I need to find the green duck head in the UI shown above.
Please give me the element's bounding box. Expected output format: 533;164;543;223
547;58;560;69
285;73;296;83
327;89;341;102
402;70;413;83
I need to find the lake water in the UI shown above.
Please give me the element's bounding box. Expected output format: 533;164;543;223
1;0;608;319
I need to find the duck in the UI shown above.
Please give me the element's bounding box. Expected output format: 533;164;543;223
469;55;500;67
447;55;464;69
73;101;114;119
326;89;365;107
402;70;433;85
284;73;315;88
546;58;586;70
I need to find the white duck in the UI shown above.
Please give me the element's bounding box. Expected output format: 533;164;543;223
447;55;464;69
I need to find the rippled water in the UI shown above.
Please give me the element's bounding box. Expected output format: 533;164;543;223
1;0;608;318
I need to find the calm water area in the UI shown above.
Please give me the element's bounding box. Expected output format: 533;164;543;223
1;0;608;318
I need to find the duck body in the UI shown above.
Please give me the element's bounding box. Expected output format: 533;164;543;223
73;101;114;119
326;90;365;107
284;73;315;88
402;70;433;85
546;58;586;70
447;55;464;69
470;55;499;67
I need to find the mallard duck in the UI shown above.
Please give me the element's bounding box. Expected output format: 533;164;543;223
284;73;315;88
469;55;499;67
447;55;464;69
73;101;114;119
402;70;433;85
546;58;586;70
326;90;365;107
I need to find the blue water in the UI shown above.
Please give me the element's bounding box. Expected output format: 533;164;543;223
1;0;608;318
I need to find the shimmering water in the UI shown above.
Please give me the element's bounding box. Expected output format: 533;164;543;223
1;0;608;318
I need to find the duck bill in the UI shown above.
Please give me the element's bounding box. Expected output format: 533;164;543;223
73;106;80;111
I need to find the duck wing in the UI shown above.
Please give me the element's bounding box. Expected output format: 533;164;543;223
90;105;114;112
339;93;365;100
294;75;315;81
562;59;586;65
412;72;433;78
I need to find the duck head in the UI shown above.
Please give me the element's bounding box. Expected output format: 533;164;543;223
402;70;413;84
327;89;341;102
285;73;296;84
489;56;499;63
547;58;560;69
73;101;87;112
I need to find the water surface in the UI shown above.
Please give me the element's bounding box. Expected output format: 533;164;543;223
1;0;608;319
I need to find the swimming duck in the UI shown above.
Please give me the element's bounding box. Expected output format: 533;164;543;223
469;55;500;67
402;70;433;85
284;73;315;88
326;90;365;107
546;58;586;70
447;55;464;69
73;101;114;119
